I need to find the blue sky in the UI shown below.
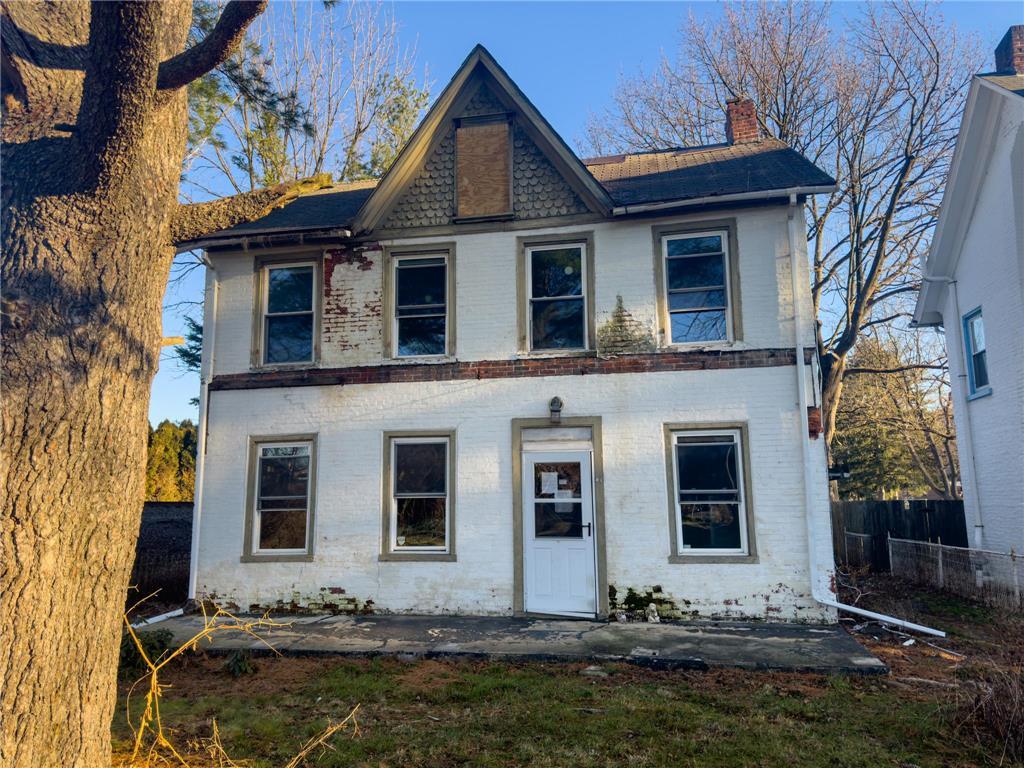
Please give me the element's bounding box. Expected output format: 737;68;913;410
150;0;1023;425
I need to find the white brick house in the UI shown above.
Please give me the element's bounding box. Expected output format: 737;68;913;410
914;27;1024;555
182;46;841;622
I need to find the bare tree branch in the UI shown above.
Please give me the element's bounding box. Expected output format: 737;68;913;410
169;172;331;245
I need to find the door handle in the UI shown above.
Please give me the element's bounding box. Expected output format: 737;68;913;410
581;523;592;537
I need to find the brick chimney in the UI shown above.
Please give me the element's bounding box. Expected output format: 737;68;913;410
995;25;1024;74
725;97;759;144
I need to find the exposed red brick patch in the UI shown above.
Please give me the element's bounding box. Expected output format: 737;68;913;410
211;348;815;391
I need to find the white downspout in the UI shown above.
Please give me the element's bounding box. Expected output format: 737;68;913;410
187;254;219;602
787;194;945;637
920;275;983;547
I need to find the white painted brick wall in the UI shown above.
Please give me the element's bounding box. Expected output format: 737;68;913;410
197;203;836;621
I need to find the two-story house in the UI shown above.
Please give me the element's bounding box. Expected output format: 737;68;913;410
180;45;841;622
914;26;1024;555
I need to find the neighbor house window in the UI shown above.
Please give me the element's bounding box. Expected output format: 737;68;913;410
963;309;990;396
386;435;453;554
662;232;730;344
394;254;449;357
527;243;587;350
247;438;315;557
262;262;316;364
671;429;748;555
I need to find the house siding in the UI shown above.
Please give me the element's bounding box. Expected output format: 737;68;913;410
195;366;833;621
941;93;1024;554
196;203;834;621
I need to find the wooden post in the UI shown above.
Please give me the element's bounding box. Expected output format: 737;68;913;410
1012;549;1020;608
887;532;893;577
937;536;944;590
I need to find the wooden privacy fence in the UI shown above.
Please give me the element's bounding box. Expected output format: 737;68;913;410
128;501;193;607
831;499;967;572
888;537;1023;611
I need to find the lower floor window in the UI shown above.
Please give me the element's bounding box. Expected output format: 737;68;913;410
671;429;748;555
252;440;313;554
389;436;451;552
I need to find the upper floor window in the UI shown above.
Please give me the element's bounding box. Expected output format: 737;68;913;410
527;243;588;351
670;428;749;556
963;308;990;397
394;254;449;357
662;231;730;344
262;262;315;364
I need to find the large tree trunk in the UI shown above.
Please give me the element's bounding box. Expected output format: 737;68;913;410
1;3;189;765
820;352;846;455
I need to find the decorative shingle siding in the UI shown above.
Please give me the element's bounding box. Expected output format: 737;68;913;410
512;124;590;219
379;128;456;230
460;83;507;117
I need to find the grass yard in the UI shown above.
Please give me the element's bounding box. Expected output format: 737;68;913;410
112;577;1023;767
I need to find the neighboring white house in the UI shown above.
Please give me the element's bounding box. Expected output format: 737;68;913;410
914;26;1024;554
180;46;841;622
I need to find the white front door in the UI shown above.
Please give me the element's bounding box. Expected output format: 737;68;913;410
522;450;597;617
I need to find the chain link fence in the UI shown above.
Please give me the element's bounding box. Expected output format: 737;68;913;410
888;536;1024;611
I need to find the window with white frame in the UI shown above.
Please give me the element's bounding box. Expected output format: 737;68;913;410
389;436;450;552
662;232;730;344
527;243;587;350
394;254;448;357
963;308;990;395
671;429;748;555
252;441;313;554
262;262;315;364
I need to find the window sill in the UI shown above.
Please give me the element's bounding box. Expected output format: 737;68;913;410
668;553;757;565
516;349;597;359
378;552;456;563
659;340;734;351
240;553;314;563
967;386;992;402
251;361;318;373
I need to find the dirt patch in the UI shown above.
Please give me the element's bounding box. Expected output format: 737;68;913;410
397;659;465;693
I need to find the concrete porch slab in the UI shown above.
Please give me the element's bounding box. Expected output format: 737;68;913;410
151;614;886;675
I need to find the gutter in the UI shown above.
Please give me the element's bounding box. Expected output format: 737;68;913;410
176;227;352;255
786;194;945;638
187;254;219;602
612;185;836;217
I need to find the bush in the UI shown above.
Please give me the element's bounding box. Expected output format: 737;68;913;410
223;649;256;677
119;628;175;679
953;662;1024;763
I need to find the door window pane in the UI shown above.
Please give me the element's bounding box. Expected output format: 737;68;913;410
529;246;586;350
533;462;582;499
395;257;447;357
664;233;729;344
264;264;315;364
535;502;583;538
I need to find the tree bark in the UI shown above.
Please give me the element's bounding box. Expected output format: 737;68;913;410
0;3;263;765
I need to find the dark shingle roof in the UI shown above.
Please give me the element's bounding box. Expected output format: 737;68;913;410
211;179;378;238
189;139;833;246
582;138;835;207
979;72;1024;97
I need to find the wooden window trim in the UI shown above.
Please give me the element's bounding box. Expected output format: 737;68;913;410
241;433;317;563
382;243;456;360
379;430;457;562
251;253;322;370
515;232;596;354
652;220;742;347
663;422;758;564
962;307;992;399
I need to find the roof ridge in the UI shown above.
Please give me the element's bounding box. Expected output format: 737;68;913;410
582;138;784;166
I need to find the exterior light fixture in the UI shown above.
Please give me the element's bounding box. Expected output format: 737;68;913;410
549;396;563;424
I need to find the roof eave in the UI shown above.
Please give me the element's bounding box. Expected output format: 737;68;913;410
609;184;837;216
175;226;353;254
